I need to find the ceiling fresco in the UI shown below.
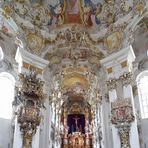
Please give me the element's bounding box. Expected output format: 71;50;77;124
0;0;147;57
0;0;147;117
61;74;89;90
1;0;147;33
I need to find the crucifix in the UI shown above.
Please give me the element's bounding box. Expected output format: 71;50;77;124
74;116;79;132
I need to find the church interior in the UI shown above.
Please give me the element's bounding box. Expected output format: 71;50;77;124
0;0;148;148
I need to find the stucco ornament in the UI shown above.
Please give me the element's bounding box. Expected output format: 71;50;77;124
106;78;117;90
26;33;44;54
111;98;135;148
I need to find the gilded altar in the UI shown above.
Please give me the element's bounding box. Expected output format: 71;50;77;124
61;132;92;148
69;132;84;148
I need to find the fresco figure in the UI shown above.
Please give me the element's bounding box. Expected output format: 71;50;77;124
45;8;53;26
83;4;93;27
66;0;81;23
95;3;102;25
55;3;64;25
48;0;102;26
67;0;79;14
48;1;65;26
83;1;102;27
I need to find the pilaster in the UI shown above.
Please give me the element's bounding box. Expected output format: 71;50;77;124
101;46;140;148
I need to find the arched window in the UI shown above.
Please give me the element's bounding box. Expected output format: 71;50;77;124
137;71;148;119
0;72;15;119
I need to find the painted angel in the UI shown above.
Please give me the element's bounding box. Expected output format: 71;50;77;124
80;0;102;27
95;2;102;25
83;4;93;27
48;0;66;26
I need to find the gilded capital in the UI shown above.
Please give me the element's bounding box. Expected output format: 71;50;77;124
119;73;132;86
106;78;117;90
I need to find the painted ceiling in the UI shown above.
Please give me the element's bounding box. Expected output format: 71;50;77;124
0;0;148;112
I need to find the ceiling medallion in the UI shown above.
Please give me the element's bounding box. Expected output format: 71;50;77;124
26;33;44;54
106;31;121;52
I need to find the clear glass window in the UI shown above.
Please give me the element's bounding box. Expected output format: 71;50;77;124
137;73;148;119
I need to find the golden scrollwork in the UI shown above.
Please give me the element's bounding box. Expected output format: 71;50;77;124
26;33;44;54
111;98;134;148
119;72;132;86
18;107;40;148
17;70;45;147
106;32;121;52
19;70;44;100
117;124;131;148
111;98;134;124
106;78;117;90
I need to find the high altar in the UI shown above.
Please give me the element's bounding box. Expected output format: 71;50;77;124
61;103;93;148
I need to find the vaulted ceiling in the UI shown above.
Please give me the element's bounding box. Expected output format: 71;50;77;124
0;0;148;112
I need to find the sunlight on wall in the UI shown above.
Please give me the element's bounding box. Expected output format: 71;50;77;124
137;71;148;119
0;73;15;119
0;46;4;60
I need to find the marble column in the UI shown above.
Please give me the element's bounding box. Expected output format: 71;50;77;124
63;109;68;148
32;126;40;148
121;73;140;148
107;79;120;148
100;102;105;148
101;46;139;148
85;108;90;148
85;108;89;133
